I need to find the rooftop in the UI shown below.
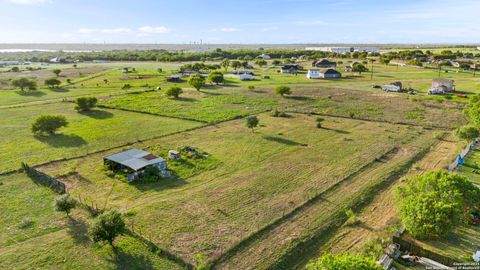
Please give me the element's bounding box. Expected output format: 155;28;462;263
104;149;165;171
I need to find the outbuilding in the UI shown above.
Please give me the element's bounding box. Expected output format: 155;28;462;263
281;64;300;74
104;149;169;182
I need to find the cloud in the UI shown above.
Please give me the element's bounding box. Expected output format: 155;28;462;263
101;28;132;34
138;26;171;34
210;27;241;32
3;0;50;5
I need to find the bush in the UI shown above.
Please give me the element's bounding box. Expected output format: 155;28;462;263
247;85;255;90
188;74;206;91
345;209;359;226
121;84;131;90
90;209;126;246
165;86;183;98
31;115;68;135
306;253;382;270
271;109;288;118
138;166;163;182
275;85;291;97
54;194;76;216
455;125;479;141
75;97;98;111
316;117;324;128
395;171;480;239
208;71;224;85
246;115;259;132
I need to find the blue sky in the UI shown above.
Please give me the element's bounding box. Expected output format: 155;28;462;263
0;0;478;44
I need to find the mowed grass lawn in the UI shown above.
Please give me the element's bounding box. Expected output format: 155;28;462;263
0;172;185;270
0;102;202;172
100;87;278;122
39;113;426;263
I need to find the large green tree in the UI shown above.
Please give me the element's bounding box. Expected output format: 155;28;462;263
306;253;382;270
395;171;480;239
12;77;37;91
31;115;68;135
188;74;206;91
89;209;126;246
275;86;291;97
165;86;183;99
45;78;61;88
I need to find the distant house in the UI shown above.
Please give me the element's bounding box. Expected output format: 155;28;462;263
307;69;321;79
281;64;300;73
432;78;455;92
382;85;401;92
259;54;271;60
312;59;337;68
104;149;169;182
239;73;254;81
50;57;63;63
166;74;182;82
318;69;341;79
0;60;20;67
232;69;254;75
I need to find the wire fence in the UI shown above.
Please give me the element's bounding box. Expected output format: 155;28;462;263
448;139;478;172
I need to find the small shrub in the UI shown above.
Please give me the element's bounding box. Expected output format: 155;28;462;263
165;86;183;98
345;209;359;226
18;217;35;229
121;84;131;90
247;85;255;90
75;97;98;111
54;194;76;216
275;85;291;97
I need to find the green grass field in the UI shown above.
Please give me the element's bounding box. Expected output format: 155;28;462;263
36;113;432;265
0;102;202;172
1;57;479;269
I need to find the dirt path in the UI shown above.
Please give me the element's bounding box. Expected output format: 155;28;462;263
214;144;421;269
324;135;459;255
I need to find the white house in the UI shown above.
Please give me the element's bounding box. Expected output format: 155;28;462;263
307;69;321;79
260;54;271;60
240;73;254;81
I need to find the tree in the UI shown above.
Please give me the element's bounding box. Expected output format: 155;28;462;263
464;97;480;127
157;68;163;73
306;253;382;270
73;64;77;68
165;86;183;98
188;74;206;91
53;69;62;76
352;63;368;74
246;116;259;132
45;78;61;88
272;60;281;66
10;66;20;72
75;97;98;111
208;72;224;85
255;59;267;67
395;171;480;239
275;86;291;97
31;115;68;135
12;77;37;91
220;58;230;71
455;125;479;141
230;60;241;70
316;117;324;128
89;209;126;246
54;194;76;216
368;58;376;80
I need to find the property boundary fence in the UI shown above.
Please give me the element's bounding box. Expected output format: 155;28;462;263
448;139;478;172
25;167;66;194
393;235;461;267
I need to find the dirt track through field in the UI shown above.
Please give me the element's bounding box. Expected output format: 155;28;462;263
214;144;421;269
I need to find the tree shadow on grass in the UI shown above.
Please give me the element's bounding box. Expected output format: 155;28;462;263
176;97;197;102
48;87;69;92
286;95;314;101
80;109;114;119
67;217;90;245
263;135;308;146
15;90;46;97
321;127;351;134
35;133;87;148
108;246;155;270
